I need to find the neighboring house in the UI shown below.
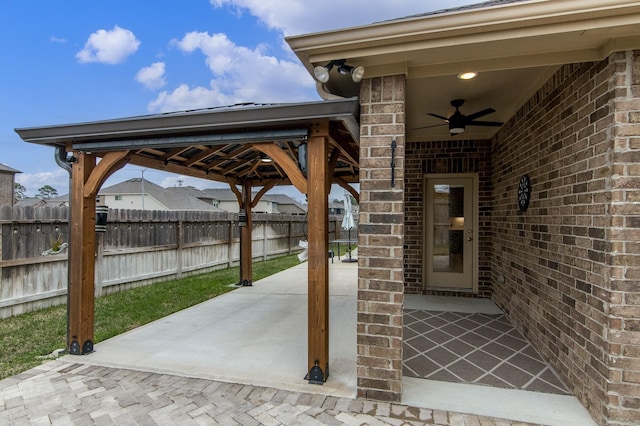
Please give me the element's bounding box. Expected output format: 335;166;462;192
98;178;224;212
201;188;306;214
264;193;307;215
287;1;640;424
0;163;20;206
328;201;344;216
13;197;47;208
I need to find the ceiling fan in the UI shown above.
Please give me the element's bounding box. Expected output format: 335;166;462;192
419;99;503;136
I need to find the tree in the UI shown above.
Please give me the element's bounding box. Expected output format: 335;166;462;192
14;182;26;201
36;185;58;199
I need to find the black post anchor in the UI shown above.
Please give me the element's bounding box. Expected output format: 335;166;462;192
69;336;81;355
305;360;329;385
82;340;94;354
69;336;94;355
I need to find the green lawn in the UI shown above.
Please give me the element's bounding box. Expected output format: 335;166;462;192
0;254;301;381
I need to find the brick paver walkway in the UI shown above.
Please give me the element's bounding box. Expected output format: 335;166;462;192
0;360;539;425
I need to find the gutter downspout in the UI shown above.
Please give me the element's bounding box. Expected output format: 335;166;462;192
54;147;73;354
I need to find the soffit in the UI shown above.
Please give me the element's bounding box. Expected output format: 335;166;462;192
287;0;640;141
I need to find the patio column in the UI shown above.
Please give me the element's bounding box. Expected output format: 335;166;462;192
68;150;129;355
306;131;330;384
239;180;253;286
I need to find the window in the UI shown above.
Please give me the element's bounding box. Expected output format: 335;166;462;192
115;195;123;201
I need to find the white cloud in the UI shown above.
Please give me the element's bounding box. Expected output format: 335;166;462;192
148;84;229;112
76;25;140;64
147;31;316;112
136;62;167;90
50;36;67;43
15;169;69;198
210;0;475;35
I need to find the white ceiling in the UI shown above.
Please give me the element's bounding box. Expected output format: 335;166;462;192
405;66;558;141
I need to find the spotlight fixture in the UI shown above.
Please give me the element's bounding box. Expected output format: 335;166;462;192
457;71;478;80
260;153;273;163
313;59;364;83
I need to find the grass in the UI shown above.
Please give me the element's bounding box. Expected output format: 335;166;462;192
0;254;301;381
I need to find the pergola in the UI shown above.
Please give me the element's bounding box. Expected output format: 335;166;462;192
15;97;360;384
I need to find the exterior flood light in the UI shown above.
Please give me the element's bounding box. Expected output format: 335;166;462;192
313;59;364;83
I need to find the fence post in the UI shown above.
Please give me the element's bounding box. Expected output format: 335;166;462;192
95;233;104;297
176;220;183;279
263;217;268;261
227;219;234;268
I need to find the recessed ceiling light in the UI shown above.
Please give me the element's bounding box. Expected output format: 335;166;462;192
458;72;478;80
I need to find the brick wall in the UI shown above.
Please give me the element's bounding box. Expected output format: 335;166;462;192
357;75;405;402
0;172;14;206
404;140;493;297
608;50;640;425
491;52;640;425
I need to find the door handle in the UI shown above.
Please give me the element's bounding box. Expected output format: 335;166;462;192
466;236;473;242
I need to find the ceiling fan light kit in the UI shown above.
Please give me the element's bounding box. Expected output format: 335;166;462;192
423;99;504;136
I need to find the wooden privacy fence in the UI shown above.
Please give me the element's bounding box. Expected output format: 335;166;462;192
0;205;343;318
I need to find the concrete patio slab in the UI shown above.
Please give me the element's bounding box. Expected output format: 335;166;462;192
66;258;358;398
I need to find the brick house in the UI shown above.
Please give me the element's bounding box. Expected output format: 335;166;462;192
14;1;640;425
287;1;640;424
0;163;21;206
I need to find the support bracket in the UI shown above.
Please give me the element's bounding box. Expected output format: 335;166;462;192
305;360;329;385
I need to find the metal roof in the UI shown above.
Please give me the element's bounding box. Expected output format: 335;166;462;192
15;97;360;190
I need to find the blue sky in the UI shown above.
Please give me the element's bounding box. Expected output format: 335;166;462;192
1;0;473;201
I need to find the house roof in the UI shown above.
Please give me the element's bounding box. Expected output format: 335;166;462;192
287;0;640;141
0;163;21;174
201;188;308;212
15;98;361;191
263;193;308;212
99;178;225;212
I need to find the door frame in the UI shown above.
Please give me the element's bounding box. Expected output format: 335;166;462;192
423;173;479;293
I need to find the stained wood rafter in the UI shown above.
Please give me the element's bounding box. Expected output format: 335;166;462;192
83;150;131;199
254;143;307;194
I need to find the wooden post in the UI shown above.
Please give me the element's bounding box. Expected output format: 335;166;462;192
68;150;129;355
68;153;97;354
306;133;330;383
240;180;252;286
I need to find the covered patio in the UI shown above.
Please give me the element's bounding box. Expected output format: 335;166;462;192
15;97;360;385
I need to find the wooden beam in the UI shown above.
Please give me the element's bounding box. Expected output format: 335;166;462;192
327;148;340;195
83;151;130;198
239;180;253;286
68;153;98;355
254;143;307;194
228;180;243;208
306;134;330;383
335;177;360;203
127;155;231;184
251;181;276;208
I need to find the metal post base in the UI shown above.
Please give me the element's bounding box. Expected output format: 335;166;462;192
69;338;94;355
305;361;329;385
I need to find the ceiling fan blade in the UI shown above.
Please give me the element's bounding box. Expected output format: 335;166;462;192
413;123;447;130
427;113;450;122
465;108;496;121
467;120;503;127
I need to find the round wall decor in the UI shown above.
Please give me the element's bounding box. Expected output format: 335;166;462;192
518;174;531;212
